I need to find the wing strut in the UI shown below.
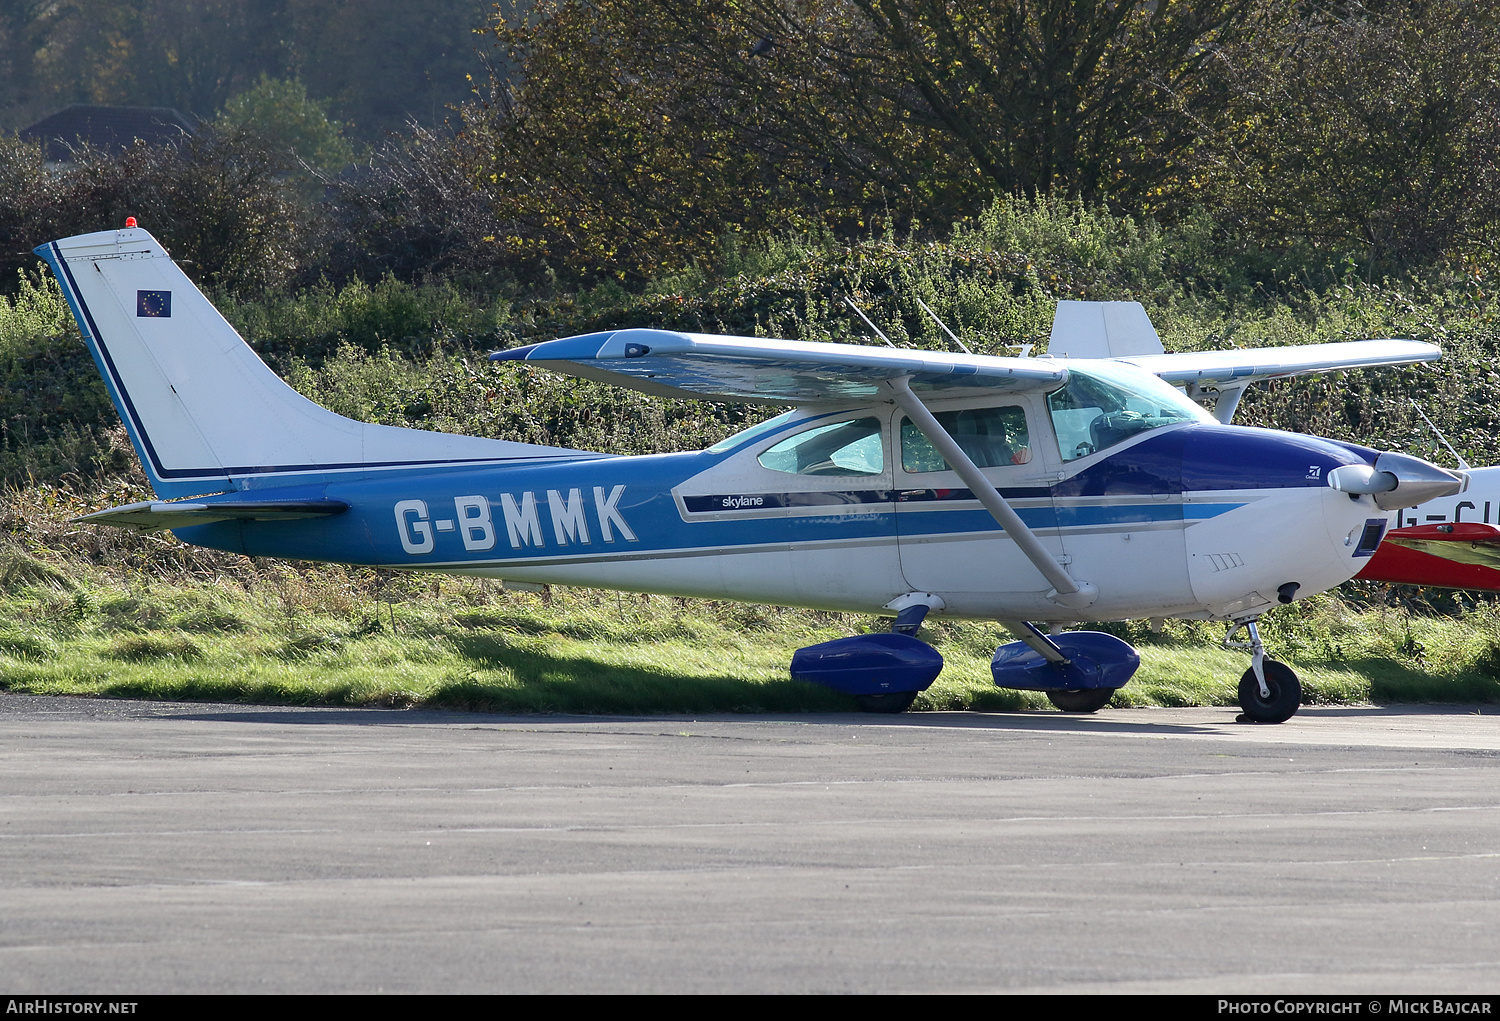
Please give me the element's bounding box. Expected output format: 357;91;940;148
882;376;1097;609
1003;621;1072;664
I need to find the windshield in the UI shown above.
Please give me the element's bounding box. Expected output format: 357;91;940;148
1048;363;1211;461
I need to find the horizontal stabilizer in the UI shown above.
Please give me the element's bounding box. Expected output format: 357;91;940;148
74;498;349;533
1048;301;1164;359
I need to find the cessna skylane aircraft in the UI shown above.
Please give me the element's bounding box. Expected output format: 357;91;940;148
40;225;1468;723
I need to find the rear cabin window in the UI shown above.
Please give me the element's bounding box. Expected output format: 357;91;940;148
900;405;1031;473
757;418;885;476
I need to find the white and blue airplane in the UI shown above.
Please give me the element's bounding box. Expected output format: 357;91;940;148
39;225;1467;723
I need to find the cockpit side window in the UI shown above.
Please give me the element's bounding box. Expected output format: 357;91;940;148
900;405;1031;473
1048;364;1209;461
757;417;885;476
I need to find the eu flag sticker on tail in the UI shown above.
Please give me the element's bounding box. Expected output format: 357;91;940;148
137;290;171;317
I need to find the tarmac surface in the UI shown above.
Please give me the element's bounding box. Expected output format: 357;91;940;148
2;691;1499;994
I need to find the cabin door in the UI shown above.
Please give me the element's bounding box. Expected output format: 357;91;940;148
893;397;1070;618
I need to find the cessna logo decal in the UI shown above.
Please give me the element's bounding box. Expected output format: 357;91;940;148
395;486;636;556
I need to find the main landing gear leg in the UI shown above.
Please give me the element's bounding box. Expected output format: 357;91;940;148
1225;618;1302;724
989;622;1138;712
852;603;933;713
890;602;930;636
789;596;944;714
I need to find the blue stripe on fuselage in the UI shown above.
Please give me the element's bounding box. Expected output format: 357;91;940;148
172;422;1355;568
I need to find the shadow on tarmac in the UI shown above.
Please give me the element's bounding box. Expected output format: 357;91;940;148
4;690;1485;737
129;701;1490;738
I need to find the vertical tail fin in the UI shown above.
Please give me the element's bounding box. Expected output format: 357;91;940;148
1047;301;1166;359
38;227;588;499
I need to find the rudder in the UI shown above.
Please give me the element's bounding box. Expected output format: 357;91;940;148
38;226;588;499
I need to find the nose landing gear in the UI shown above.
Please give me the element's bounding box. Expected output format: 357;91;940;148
1225;618;1302;723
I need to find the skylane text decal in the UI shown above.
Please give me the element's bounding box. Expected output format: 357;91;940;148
395;486;636;555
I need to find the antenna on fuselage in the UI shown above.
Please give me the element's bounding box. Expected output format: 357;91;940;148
1412;401;1470;470
914;297;973;355
842;297;896;348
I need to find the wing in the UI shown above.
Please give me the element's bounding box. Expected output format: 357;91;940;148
75;498;349;533
1358;522;1500;590
1385;522;1500;569
491;328;1066;404
494;328;1436;406
1120;339;1439;388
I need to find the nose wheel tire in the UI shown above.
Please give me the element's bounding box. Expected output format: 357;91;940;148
855;691;919;713
1046;688;1116;713
1237;660;1301;723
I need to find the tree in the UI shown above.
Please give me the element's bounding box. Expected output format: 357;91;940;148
285;0;491;138
1;1;491;140
4;0;290;121
467;0;1255;278
0;127;311;297
1216;0;1500;271
216;75;357;176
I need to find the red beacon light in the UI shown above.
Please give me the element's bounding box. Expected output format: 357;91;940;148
124;217;137;228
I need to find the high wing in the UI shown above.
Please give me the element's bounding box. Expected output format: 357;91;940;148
1046;301;1438;386
1120;340;1439;388
1121;339;1439;423
491;329;1065;403
492;327;1437;410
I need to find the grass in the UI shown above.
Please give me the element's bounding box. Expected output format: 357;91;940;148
2;521;1499;714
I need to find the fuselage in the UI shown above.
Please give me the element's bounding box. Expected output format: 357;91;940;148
175;402;1394;624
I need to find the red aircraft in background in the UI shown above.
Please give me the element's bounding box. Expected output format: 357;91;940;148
1358;467;1500;590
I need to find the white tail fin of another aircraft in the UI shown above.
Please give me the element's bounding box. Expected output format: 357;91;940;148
39;227;592;499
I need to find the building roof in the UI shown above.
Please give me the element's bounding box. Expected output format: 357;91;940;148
19;105;197;161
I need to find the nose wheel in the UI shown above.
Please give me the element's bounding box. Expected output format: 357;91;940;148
1236;659;1301;723
1226;619;1302;723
